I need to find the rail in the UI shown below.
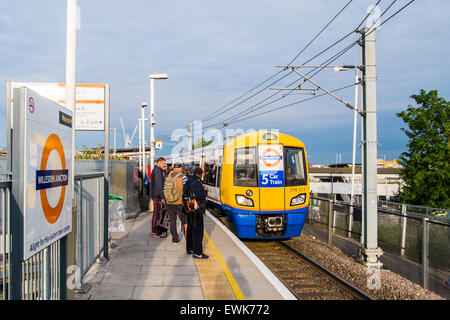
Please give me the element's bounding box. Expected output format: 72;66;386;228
278;240;375;300
308;196;450;293
1;172;109;299
74;172;106;292
1;180;11;299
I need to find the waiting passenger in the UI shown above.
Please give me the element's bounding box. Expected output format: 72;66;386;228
150;157;166;238
184;167;209;259
164;163;185;244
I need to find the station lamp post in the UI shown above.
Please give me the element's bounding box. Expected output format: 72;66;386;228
148;74;168;171
140;102;148;172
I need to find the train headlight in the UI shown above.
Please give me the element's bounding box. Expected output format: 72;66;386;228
236;195;254;207
290;193;306;206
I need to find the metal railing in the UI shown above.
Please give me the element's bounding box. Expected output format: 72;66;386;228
1;179;64;300
1;180;11;300
1;172;109;299
307;196;450;292
74;173;106;291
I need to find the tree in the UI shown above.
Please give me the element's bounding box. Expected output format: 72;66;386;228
192;138;213;150
75;144;125;160
396;89;449;209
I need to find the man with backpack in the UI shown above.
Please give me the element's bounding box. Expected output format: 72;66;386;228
183;167;209;259
164;163;185;244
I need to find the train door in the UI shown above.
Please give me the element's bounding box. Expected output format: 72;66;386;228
258;144;285;212
284;147;309;210
233;147;260;211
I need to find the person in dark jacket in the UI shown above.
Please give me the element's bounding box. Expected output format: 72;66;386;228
183;166;209;259
150;157;166;238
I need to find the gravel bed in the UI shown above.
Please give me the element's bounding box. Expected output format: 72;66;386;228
286;234;445;300
245;241;357;299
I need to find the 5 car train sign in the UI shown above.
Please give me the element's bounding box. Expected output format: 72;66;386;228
259;145;284;187
14;88;73;260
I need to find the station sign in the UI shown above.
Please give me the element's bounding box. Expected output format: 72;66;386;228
259;145;284;187
10;82;106;131
155;140;163;150
19;88;73;260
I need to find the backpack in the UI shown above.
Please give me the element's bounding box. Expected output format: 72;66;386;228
164;172;183;204
183;177;201;215
157;205;170;235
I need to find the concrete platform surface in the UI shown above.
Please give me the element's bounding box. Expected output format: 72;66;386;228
75;209;295;300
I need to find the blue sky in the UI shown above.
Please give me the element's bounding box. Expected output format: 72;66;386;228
1;0;449;164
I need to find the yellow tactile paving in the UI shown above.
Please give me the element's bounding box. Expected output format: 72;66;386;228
194;230;245;300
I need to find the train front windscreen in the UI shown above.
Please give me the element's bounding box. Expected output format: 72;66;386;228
284;147;307;187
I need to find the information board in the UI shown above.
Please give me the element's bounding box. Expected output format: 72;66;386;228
10;82;105;131
21;88;73;260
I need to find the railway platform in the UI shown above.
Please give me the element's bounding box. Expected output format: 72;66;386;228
75;209;296;300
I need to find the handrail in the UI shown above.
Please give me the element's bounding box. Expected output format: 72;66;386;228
74;172;104;180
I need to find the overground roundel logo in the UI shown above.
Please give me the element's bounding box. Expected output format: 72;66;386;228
36;134;68;224
261;148;282;168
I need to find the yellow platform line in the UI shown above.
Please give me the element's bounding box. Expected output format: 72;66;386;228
203;230;246;300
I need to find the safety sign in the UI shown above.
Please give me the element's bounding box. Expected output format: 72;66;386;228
20;88;73;260
259;145;284;187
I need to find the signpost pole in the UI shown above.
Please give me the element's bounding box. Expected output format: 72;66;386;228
103;85;110;261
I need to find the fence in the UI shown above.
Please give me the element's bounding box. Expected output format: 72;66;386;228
1;180;11;299
74;173;106;291
307;196;450;293
0;172;108;300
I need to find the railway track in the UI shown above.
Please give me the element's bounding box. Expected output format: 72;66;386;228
208;208;374;300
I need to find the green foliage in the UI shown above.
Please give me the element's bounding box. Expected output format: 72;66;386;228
192;138;213;150
75;144;126;160
396;89;450;209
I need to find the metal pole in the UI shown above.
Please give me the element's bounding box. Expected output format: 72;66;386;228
328;198;333;246
138;119;142;170
66;0;77;200
400;204;407;256
349;69;359;238
103;85;110;261
351;69;359;204
75;180;82;291
422;218;429;289
141;106;146;172
150;78;155;170
361;26;383;268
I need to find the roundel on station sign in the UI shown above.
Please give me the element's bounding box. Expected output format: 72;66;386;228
39;134;67;224
261;148;282;168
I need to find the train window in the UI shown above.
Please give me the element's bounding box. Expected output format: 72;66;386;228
204;163;217;186
234;147;258;187
284;147;307;186
216;166;222;188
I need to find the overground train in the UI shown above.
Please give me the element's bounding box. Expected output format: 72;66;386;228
164;130;310;239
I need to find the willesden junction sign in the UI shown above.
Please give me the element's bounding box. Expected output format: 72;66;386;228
11;87;73;260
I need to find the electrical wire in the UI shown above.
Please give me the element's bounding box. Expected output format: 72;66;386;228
202;0;355;123
204;0;415;129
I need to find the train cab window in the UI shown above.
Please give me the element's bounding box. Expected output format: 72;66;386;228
284;147;307;186
234;147;258;187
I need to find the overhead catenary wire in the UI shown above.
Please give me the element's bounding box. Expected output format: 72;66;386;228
203;0;415;129
202;0;355;123
226;83;360;126
203;38;360;130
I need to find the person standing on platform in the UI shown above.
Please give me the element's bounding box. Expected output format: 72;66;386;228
150;157;166;238
184;167;209;259
164;163;185;244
